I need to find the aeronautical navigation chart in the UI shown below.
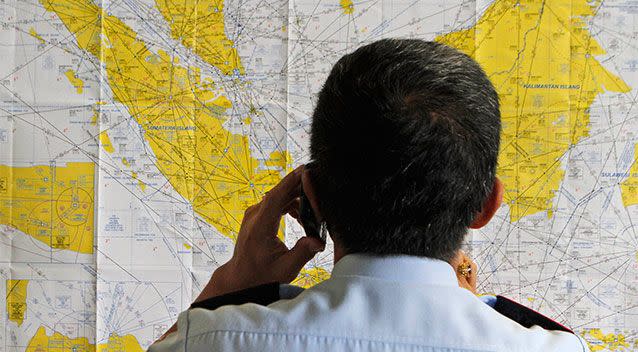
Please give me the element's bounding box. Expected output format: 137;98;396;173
1;0;637;350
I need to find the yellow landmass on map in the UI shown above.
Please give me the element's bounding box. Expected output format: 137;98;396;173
293;267;330;288
64;69;84;94
582;328;630;351
99;130;114;153
340;0;354;14
131;171;146;192
26;326;144;351
155;0;244;75
620;144;638;207
0;163;94;253
29;27;45;44
6;279;28;326
90;107;98;125
40;0;286;241
437;0;630;222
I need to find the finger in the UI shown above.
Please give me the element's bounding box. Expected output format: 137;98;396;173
276;236;325;282
261;166;303;218
243;203;261;218
282;197;301;219
449;249;466;268
458;277;472;292
468;260;478;289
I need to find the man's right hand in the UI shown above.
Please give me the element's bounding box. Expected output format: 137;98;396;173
449;250;478;294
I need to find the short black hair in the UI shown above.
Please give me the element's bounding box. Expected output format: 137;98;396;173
310;39;500;261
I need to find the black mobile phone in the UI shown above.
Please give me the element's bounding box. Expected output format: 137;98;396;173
299;163;326;243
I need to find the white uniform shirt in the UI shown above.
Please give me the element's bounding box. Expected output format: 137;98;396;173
149;253;589;352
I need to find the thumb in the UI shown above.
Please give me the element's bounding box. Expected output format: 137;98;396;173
277;237;325;281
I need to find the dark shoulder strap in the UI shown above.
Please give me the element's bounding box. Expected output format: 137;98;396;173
189;282;281;311
494;295;574;333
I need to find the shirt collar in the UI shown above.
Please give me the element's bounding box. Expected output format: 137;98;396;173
330;253;458;286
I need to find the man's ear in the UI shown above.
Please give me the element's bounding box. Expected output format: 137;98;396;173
469;177;504;229
301;165;323;221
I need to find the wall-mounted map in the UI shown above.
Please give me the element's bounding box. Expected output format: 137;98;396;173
0;0;637;350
